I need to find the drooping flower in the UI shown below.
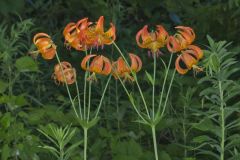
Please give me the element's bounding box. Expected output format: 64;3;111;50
175;45;203;74
63;18;91;51
112;53;142;82
33;33;56;60
167;26;195;53
136;25;168;56
52;62;76;84
81;54;112;81
84;16;116;49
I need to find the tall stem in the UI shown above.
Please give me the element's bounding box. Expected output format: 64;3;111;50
159;69;176;119
59;145;64;160
219;81;225;160
152;126;159;160
55;52;79;118
83;71;88;120
75;80;82;119
83;128;88;160
117;74;148;124
113;42;150;119
94;76;112;119
116;80;120;132
157;54;173;113
152;53;157;119
183;104;187;158
87;81;92;122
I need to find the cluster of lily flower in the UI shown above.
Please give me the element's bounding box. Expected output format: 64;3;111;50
32;16;203;85
137;25;203;74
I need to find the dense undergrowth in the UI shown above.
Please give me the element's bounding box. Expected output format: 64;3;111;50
0;0;240;160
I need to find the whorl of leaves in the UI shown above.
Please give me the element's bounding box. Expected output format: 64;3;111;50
193;36;240;159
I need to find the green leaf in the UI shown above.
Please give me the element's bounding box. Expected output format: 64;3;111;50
192;118;215;132
210;54;220;72
192;135;213;143
159;151;171;160
15;56;38;72
0;80;8;93
111;140;143;159
0;113;12;129
78;117;100;129
1;144;10;160
129;93;135;105
145;71;154;85
65;140;83;156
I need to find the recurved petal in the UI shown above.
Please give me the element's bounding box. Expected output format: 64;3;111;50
167;36;181;53
136;25;149;48
156;25;168;41
41;47;56;60
129;53;142;72
187;45;203;60
175;26;195;43
175;55;189;74
35;38;52;49
76;18;89;30
63;23;76;37
103;23;116;44
81;54;96;70
33;33;50;44
181;52;197;69
95;16;104;33
101;57;112;75
90;56;104;73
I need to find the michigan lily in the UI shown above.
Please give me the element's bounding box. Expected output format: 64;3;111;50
84;16;116;49
63;18;91;51
52;61;76;84
33;33;56;60
175;45;203;74
136;25;168;56
112;53;142;82
167;26;195;53
81;54;111;81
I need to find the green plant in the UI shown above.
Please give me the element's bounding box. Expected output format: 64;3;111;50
38;124;82;160
0;19;43;159
192;36;240;160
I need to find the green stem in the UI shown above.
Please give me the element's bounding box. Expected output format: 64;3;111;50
152;126;159;160
152;53;157;119
116;80;120;132
117;74;148;124
159;69;176;118
94;76;112;119
8;66;13;96
83;127;88;160
59;147;64;160
83;49;89;120
113;42;150;119
87;81;92;122
157;54;173;114
183;104;187;158
219;81;225;160
75;80;82;119
83;72;88;120
55;52;79;118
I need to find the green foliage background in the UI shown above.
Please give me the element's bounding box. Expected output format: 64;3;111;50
0;0;240;160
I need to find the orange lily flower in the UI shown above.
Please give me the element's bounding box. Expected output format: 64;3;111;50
33;33;56;60
167;26;195;53
136;25;168;55
63;18;91;51
175;45;203;74
81;54;112;81
52;62;76;85
112;53;142;82
84;16;116;48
